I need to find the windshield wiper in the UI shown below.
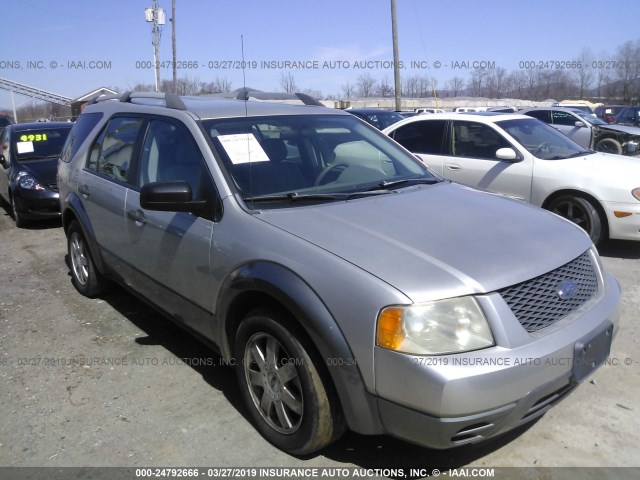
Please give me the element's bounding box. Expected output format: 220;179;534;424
243;190;391;203
370;177;440;191
548;151;593;160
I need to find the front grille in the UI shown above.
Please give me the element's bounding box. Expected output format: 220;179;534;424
499;251;598;333
48;183;59;192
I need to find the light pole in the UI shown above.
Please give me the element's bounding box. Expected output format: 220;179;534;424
145;1;165;91
391;0;402;111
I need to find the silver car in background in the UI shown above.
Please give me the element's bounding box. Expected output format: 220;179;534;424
384;112;640;245
58;93;620;454
520;106;640;156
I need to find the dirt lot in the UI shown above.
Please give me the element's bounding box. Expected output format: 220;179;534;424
0;205;639;476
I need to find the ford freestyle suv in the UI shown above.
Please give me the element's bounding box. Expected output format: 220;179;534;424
58;92;620;455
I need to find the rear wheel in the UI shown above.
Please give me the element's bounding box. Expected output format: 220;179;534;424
234;309;345;454
548;195;605;245
67;221;107;297
595;137;622;155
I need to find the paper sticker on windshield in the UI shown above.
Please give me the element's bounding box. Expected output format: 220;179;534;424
217;134;269;165
16;141;35;154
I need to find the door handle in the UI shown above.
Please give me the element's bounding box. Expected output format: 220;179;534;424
127;209;147;225
445;163;461;171
78;184;90;198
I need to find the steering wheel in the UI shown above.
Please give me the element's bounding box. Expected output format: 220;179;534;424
533;142;551;156
314;163;349;186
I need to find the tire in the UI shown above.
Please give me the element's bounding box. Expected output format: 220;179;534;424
595;137;622;155
234;309;345;455
548;195;605;245
11;194;27;228
67;220;107;297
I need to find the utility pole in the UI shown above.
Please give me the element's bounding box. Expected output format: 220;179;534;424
391;0;402;111
145;1;165;91
171;0;177;94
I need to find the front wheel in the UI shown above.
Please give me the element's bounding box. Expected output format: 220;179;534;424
234;309;345;454
11;195;27;228
595;138;622;155
548;195;605;245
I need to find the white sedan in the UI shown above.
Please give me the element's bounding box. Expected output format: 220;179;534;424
383;112;640;245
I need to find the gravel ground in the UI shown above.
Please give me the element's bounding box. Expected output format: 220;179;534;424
0;206;638;478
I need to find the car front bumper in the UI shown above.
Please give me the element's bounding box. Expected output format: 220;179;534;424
12;188;60;220
603;200;640;241
373;271;621;449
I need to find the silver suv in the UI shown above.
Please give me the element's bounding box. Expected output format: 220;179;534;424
58;92;621;454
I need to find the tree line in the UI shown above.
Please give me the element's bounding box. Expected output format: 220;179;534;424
125;40;640;104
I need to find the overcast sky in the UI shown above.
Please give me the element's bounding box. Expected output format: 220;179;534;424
1;0;639;106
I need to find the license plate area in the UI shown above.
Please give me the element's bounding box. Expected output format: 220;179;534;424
572;321;613;383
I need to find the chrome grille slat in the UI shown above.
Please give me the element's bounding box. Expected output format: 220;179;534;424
499;251;598;333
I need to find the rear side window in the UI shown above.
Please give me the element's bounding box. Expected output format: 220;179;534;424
390;120;447;154
87;117;144;183
60;112;103;163
525;110;551;123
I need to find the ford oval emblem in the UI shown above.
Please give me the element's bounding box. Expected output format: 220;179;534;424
557;280;578;300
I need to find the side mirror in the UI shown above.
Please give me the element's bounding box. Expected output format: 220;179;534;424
574;121;586;128
496;147;519;161
0;155;7;168
140;180;207;213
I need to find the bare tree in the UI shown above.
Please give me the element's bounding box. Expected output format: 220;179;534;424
279;72;298;93
202;76;233;94
573;48;595;98
341;81;354;99
470;68;488;97
486;67;507;98
615;40;640;103
356;73;377;98
402;75;419;98
447;77;465;97
377;76;394;98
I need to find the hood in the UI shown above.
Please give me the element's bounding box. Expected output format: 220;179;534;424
257;183;592;303
599;124;640;136
14;158;59;185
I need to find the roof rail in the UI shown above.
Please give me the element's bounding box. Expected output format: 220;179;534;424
231;89;323;106
91;91;187;111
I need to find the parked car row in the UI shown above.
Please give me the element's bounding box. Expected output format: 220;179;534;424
0;93;626;458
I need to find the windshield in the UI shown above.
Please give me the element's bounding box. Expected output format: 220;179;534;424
496;118;592;160
355;111;405;130
202;114;434;207
13;127;72;161
574;110;607;126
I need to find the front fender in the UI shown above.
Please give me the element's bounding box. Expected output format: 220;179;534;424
216;261;383;435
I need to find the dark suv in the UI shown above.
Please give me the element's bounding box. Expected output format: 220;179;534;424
57;92;620;454
614;106;640;127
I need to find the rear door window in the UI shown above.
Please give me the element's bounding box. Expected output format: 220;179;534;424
87;116;144;184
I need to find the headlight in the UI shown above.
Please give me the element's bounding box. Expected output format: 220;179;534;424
376;296;494;355
17;172;45;191
633;188;640;201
